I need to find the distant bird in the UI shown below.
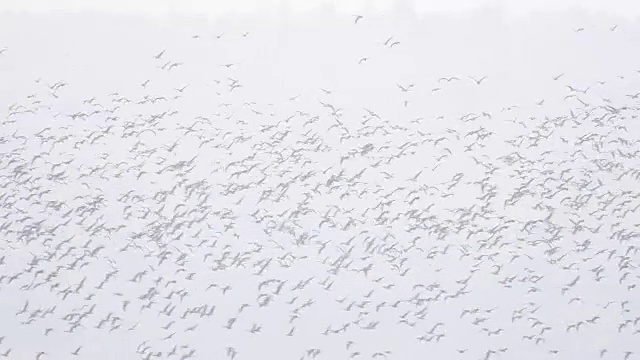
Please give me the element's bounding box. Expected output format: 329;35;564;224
397;84;414;92
599;349;608;358
167;62;183;71
353;15;364;24
469;76;488;85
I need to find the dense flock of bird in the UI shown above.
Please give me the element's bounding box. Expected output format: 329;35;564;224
1;13;640;360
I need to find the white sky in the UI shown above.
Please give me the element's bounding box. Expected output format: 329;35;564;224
1;0;640;19
1;2;640;360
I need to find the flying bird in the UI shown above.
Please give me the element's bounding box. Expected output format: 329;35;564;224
469;76;488;85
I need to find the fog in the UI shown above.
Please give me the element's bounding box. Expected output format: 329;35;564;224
1;2;639;360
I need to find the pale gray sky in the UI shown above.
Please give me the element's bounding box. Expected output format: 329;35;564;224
1;0;640;19
1;2;640;360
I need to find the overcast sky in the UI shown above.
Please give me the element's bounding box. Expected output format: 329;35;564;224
1;0;640;19
1;1;640;360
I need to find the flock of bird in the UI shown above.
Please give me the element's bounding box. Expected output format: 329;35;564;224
1;12;640;360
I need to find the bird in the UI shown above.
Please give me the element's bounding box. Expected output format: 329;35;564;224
469;76;488;85
599;349;608;358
